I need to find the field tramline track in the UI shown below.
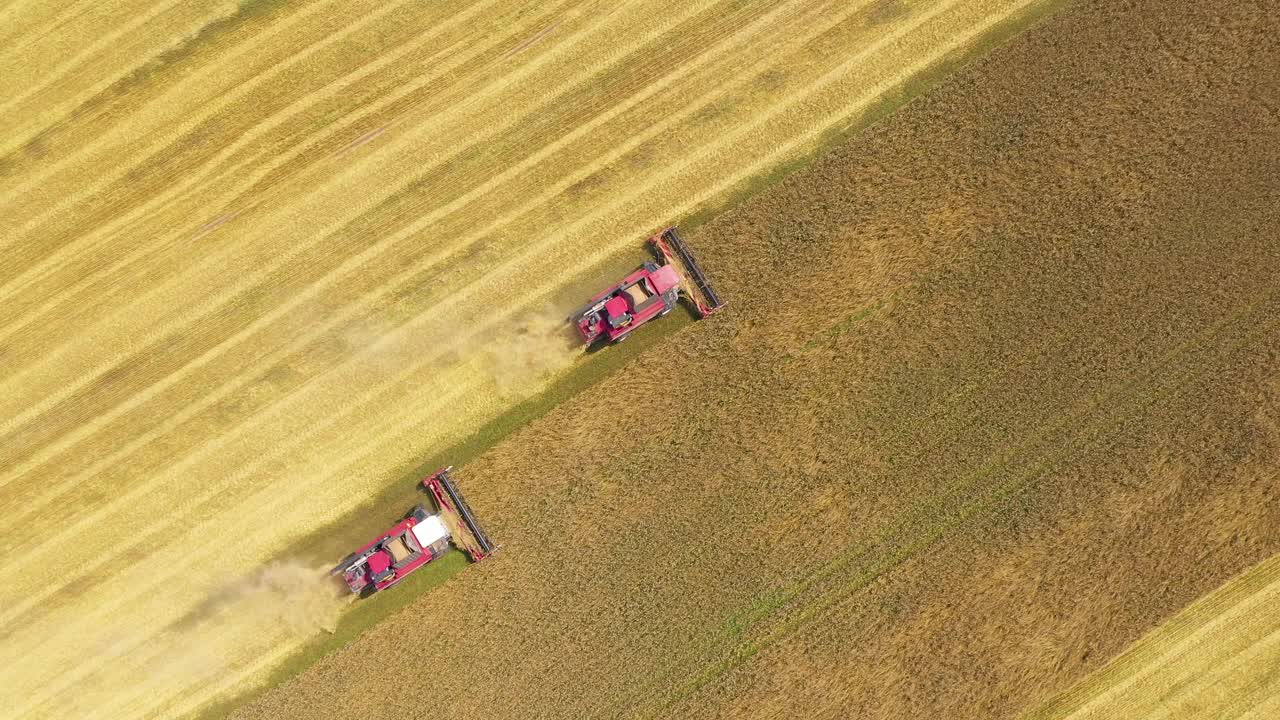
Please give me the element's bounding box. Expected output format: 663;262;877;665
608;290;1280;718
221;0;1280;716
0;0;1000;547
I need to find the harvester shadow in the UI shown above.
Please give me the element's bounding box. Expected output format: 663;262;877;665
169;567;349;633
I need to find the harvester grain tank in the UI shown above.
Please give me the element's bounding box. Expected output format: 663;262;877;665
570;227;726;345
331;467;496;596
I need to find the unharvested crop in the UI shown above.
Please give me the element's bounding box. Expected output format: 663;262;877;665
0;0;1049;717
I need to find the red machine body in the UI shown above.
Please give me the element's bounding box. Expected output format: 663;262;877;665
573;262;680;344
337;507;449;595
332;467;496;596
571;227;726;345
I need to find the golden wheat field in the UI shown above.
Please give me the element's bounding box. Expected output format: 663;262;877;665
0;0;1053;717
235;0;1280;717
1028;553;1280;720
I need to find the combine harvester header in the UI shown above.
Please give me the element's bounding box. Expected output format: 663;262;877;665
332;467;496;596
422;466;496;562
571;226;726;345
649;226;726;317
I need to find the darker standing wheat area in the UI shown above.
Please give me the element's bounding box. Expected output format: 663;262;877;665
237;0;1280;718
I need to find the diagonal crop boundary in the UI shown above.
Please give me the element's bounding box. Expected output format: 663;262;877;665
2;1;1070;712
0;1;887;672
0;0;784;441
178;549;471;720
0;0;844;594
1025;553;1280;719
0;0;1008;609
177;312;698;720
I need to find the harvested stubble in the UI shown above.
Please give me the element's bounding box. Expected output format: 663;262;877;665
237;0;1280;718
0;0;1049;717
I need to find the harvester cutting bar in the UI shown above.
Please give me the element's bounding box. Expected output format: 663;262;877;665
650;227;726;317
423;467;496;561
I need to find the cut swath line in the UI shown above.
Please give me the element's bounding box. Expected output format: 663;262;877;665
0;0;841;535
610;289;1278;718
0;1;231;129
334;124;390;157
5;1;1013;632
191;210;240;241
502;19;563;60
0;0;422;240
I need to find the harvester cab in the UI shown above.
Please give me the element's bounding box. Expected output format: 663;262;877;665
571;227;725;345
331;467;496;596
604;296;632;329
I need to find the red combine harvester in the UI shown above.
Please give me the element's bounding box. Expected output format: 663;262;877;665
331;467;496;596
571;227;726;345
